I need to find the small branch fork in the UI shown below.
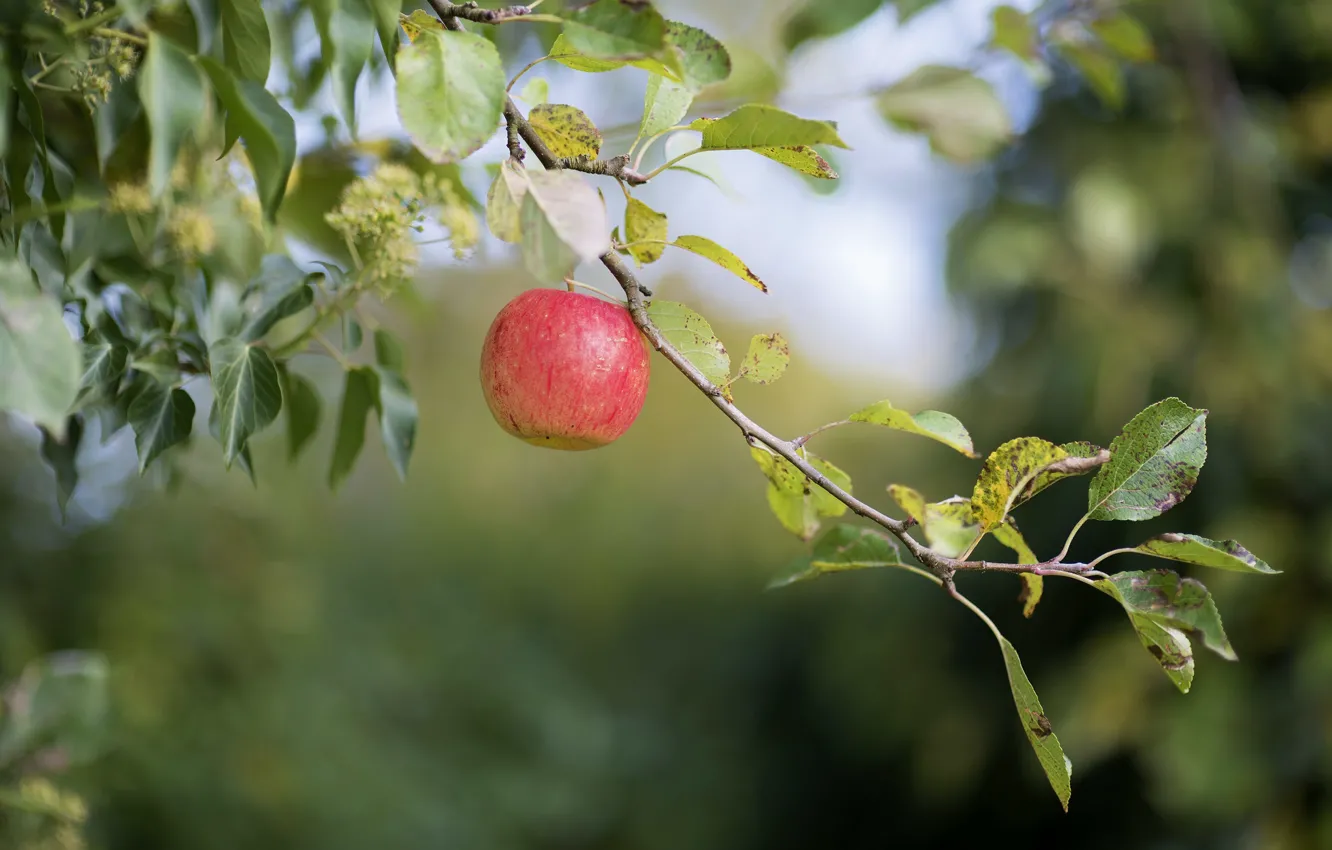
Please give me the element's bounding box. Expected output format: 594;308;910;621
438;7;1102;587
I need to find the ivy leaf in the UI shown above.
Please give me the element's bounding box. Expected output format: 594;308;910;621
128;381;196;475
517;77;549;106
1087;398;1207;521
374;367;417;480
311;0;375;129
396;27;505;162
1131;533;1278;575
768;524;903;589
561;0;682;78
40;416;84;518
888;486;980;557
691;104;848;150
373;328;404;373
849;400;976;457
1091;13;1154;63
220;0;271;83
737;332;789;384
485;159;527;244
875;65;1012;163
639;74;692;140
519;170;610;281
239;275;314;342
671;235;766;292
210;337;283;468
281;367;321;461
528;103;603;159
754;145;838;179
140;33;209;197
0;263;81;438
645;300;730;388
77;342;129;407
624;198;667;265
997;636;1072;811
196;57;297;222
665;20;731;91
329;366;378;490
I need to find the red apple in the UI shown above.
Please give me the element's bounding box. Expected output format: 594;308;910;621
480;288;651;450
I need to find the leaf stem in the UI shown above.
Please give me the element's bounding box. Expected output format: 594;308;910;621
506;55;554;93
65;5;123;34
29;56;68;84
642;148;702;181
1053;512;1092;563
314;330;354;369
94;27;147;46
1085;547;1137;570
791;420;852;448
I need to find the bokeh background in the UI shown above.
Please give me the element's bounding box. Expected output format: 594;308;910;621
4;0;1332;846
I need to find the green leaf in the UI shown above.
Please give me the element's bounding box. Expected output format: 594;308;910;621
343;315;363;352
671;235;767;292
849;400;976;457
561;0;680;77
624;197;668;265
140;33;209;198
196;57;297;222
221;0;271;83
972;437;1091;533
990;5;1039;63
1095;570;1235;692
0;652;109;768
128;381;196;474
0;46;10;160
0;263;81;437
782;0;882;51
517;77;549;106
888;486;980;558
370;0;403;69
374;367;416;480
520;169;610;280
639;74;692;140
485;159;527;244
646;300;729;388
768;524;903;589
1132;533;1278;575
528;103;603;159
737;332;789;384
754;145;839;179
997;636;1072;811
751;446;849;540
875;65;1012;163
1090;13;1154;63
311;0;375;129
1056;41;1124;109
40;416;83;518
281;368;320;461
373;328;405;372
240;275;314;342
665;20;731;91
396;27;505;162
209;337;283;467
1087;398;1207;522
329;366;378;489
896;0;943;23
691;104;849;150
548;32;674;78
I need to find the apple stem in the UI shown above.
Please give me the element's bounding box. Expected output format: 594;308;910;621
565;280;627;305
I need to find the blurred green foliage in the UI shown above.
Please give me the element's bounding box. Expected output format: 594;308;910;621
2;0;1331;847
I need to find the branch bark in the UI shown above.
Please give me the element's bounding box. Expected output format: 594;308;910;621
444;13;1099;582
428;0;536;25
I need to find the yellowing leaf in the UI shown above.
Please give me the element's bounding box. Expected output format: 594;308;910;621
754;145;838;179
993;519;1042;618
624;198;667;265
751;446;850;540
972;437;1090;533
646;300;729;388
849;400;976;456
738;332;790;384
528;103;603;160
672;235;766;292
888;486;980;558
690;103;849;150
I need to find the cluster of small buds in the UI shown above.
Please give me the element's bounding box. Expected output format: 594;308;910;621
14;778;88;850
166;205;218;262
107;182;154;214
106;39;139;80
71;62;112;109
436;180;480;260
326;164;432;293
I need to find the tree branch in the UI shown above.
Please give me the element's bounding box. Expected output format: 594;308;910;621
451;10;1099;583
428;0;536;25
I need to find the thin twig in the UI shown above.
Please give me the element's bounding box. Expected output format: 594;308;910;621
427;0;537;25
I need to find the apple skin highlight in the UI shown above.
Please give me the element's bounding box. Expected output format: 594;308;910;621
480;289;652;450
